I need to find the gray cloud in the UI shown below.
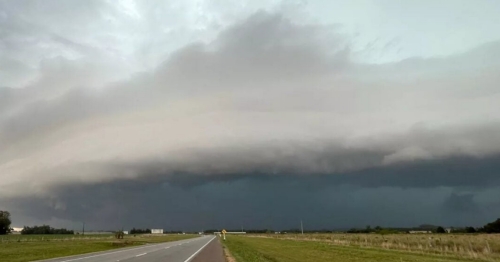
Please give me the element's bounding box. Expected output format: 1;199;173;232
1;2;500;229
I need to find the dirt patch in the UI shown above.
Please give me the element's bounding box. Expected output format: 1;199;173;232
110;240;134;247
222;242;236;262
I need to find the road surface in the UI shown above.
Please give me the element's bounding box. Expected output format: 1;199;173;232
40;235;225;262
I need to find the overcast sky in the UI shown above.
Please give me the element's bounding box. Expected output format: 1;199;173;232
1;0;500;231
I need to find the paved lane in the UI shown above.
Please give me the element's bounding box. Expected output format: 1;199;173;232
190;237;225;262
40;235;222;262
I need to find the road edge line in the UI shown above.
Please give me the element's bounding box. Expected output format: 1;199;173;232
183;236;216;262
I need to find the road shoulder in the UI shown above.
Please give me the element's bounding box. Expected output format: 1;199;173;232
190;236;225;262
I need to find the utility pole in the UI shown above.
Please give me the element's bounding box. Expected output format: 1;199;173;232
82;222;85;236
301;220;303;235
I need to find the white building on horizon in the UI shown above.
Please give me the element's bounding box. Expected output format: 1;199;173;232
151;229;163;234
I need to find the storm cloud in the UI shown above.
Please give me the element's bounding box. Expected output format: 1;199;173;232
1;1;500;230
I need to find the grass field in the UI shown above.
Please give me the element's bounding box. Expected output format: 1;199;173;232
0;234;113;242
223;234;500;262
0;234;198;262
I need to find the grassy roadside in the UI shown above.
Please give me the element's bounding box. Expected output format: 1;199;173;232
0;234;113;242
222;235;494;262
264;233;500;257
0;234;198;262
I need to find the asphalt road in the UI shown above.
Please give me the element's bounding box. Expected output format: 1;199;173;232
39;235;224;262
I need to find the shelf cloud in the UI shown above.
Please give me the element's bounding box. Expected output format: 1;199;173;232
1;1;500;229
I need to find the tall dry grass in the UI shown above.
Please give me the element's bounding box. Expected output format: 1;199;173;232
255;233;500;261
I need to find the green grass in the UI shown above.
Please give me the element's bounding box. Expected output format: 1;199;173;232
0;234;198;262
223;235;495;262
0;234;114;242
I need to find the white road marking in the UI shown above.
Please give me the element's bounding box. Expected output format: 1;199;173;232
183;236;216;262
135;253;147;257
58;239;193;262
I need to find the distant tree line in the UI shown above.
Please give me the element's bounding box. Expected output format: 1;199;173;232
130;228;151;234
240;229;274;234
477;218;500;233
346;226;399;234
449;227;477;233
203;229;220;233
345;225;449;234
163;230;183;234
344;219;500;234
21;225;74;235
433;220;500;234
204;229;277;234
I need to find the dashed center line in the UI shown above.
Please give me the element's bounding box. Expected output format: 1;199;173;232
53;236;211;262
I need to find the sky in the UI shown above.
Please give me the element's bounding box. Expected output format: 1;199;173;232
1;0;500;231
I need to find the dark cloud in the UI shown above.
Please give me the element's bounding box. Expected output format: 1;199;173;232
7;174;500;231
441;192;485;226
7;153;500;230
337;155;500;189
443;193;479;213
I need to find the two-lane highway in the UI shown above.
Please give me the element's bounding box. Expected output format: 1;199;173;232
40;235;224;262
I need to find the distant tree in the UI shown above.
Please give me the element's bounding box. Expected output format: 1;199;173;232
481;218;500;233
347;228;359;233
465;227;476;233
436;226;446;233
115;231;124;239
0;211;13;235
